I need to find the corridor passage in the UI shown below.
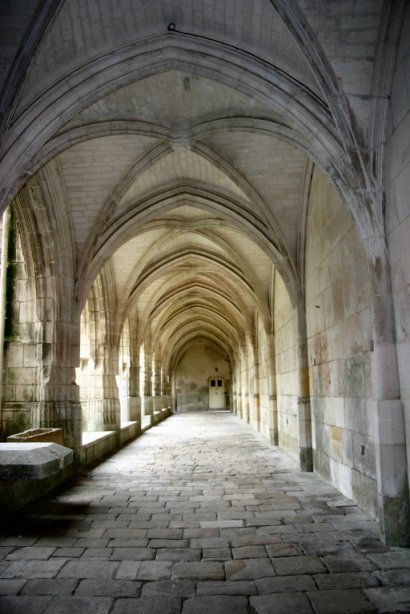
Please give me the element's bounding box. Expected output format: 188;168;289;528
0;412;410;614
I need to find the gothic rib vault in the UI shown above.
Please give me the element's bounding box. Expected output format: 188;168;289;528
0;0;409;547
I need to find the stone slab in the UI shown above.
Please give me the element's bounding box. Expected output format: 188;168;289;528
250;593;314;614
0;595;53;614
173;562;225;580
182;595;249;613
307;589;375;613
0;443;73;479
111;596;182;613
363;587;410;612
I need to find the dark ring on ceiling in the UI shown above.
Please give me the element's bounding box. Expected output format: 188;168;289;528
168;23;176;31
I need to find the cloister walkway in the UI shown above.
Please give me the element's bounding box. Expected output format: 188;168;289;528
0;411;410;613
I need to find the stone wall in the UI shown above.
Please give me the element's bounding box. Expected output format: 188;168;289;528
385;7;410;487
305;167;377;516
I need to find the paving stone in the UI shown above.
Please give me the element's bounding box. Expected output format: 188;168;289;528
0;546;14;559
43;596;113;613
197;580;257;595
58;560;118;579
199;520;243;529
245;516;283;526
250;593;314;613
202;547;232;560
73;538;109;548
156;548;201;561
16;559;67;578
182;595;249;613
52;548;85;558
183;528;219;538
33;538;76;548
115;561;141;579
147;529;183;539
307;589;376;613
256;525;296;535
148;539;188;548
322;554;376;572
0;537;37;547
21;579;79;595
173;562;225;580
232;545;268;559
110;548;156;560
363;587;410;612
313;571;379;589
137;561;172;580
190;538;228;549
225;558;276;580
76;579;140;596
272;554;326;575
255;574;316;593
299;539;354;556
367;549;410;569
0;578;27;594
229;534;282;547
0;595;53;613
6;547;56;560
141;579;196;597
80;548;113;559
111;596;182;613
104;529;147;539
217;511;254;520
129;519;171;529
375;568;410;586
265;543;302;557
351;538;390;553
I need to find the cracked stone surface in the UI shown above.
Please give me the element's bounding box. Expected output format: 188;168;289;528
0;411;408;613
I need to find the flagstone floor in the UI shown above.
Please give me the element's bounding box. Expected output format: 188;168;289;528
0;410;410;613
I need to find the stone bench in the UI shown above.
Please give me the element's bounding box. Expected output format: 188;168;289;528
0;442;74;518
0;442;73;480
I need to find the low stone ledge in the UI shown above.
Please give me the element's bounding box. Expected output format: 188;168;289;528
7;428;64;445
0;443;74;518
0;442;73;480
81;431;116;466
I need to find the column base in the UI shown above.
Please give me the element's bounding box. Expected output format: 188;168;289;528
378;491;410;547
299;446;313;472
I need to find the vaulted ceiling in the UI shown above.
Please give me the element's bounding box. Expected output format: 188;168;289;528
0;0;388;364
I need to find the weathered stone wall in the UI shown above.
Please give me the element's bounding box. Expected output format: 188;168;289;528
1;217;39;439
305;167;377;516
175;342;230;412
385;7;410;487
274;271;299;458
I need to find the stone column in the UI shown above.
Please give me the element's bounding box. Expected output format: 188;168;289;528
153;354;162;414
128;351;141;431
252;340;261;432
36;320;82;457
297;306;313;471
268;333;279;445
83;343;120;437
143;349;153;424
370;239;409;545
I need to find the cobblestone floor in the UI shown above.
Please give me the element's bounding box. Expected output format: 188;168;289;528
1;411;410;613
